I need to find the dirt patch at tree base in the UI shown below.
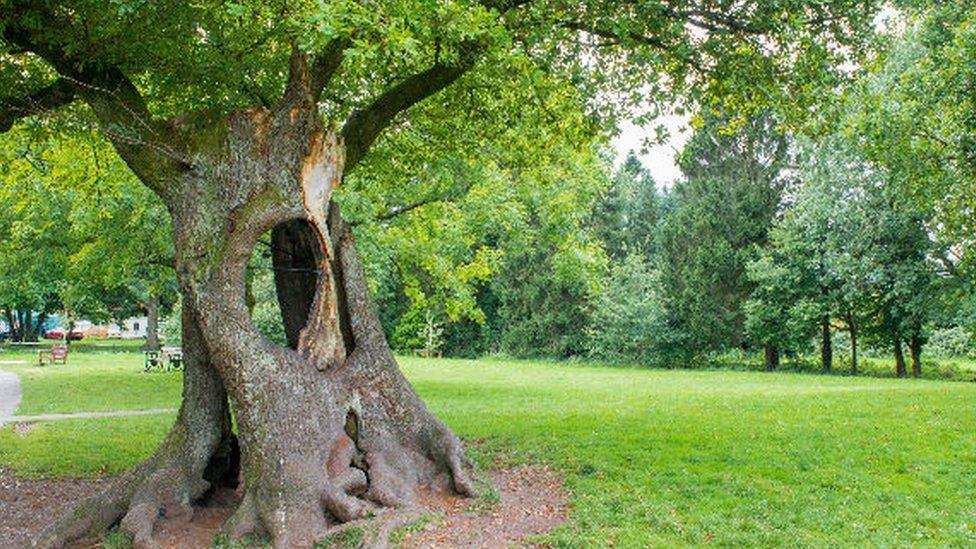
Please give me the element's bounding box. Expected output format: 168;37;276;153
407;464;568;548
1;465;567;548
0;468;109;548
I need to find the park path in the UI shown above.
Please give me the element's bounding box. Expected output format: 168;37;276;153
0;370;21;428
7;408;176;422
0;371;176;425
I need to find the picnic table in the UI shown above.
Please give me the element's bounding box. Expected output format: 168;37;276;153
144;347;183;372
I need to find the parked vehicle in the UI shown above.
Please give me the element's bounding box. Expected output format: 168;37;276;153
42;329;85;341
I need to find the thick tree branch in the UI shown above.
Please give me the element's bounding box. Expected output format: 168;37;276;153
0;78;76;132
338;0;530;172
311;37;352;101
279;37;351;113
2;7;191;194
341;57;474;172
559;21;667;49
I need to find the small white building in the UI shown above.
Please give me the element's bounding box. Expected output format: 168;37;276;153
76;317;149;339
118;317;149;339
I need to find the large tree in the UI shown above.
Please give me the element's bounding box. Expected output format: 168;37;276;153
658;110;792;365
0;1;878;546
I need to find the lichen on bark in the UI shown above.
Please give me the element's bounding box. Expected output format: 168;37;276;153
36;94;478;549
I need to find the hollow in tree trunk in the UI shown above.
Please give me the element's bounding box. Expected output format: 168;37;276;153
894;337;906;378
39;86;476;548
820;315;832;372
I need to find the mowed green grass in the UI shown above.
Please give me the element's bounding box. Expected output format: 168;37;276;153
0;351;181;414
0;351;178;475
2;352;975;547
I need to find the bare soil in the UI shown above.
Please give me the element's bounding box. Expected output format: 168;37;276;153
407;464;569;548
0;465;568;548
0;468;108;548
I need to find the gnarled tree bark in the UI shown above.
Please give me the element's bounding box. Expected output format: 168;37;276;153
37;58;476;548
6;3;486;541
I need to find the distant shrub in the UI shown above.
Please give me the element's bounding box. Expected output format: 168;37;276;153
586;253;686;367
927;326;976;359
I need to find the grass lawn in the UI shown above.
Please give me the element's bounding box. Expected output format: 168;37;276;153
2;352;975;547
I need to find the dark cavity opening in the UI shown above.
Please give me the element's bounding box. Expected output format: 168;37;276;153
344;408;369;488
245;221;320;349
248;218;355;352
269;220;323;349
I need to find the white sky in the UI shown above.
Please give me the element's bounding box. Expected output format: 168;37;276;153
612;114;691;189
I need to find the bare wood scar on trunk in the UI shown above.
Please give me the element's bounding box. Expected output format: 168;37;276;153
296;129;347;370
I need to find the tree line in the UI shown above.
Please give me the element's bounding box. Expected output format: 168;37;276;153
367;112;972;377
2;2;972;381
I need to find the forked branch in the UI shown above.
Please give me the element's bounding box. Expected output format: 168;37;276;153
341;57;474;172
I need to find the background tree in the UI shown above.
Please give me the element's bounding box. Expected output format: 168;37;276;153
593;150;660;262
658;110;791;366
846;3;976;259
0;124;176;346
586;253;679;366
750;136;940;375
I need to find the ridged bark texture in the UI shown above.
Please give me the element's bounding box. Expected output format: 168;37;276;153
37;300;233;548
38;97;476;548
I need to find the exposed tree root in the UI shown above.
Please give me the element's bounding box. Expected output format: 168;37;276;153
33;430;234;549
318;508;425;549
34;115;482;548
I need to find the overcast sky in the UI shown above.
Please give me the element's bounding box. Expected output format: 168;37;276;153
612;114;691;190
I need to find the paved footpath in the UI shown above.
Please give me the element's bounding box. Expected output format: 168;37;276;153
0;371;21;428
7;409;176;422
0;371;175;425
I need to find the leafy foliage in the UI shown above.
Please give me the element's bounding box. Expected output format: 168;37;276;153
658;110;790;354
586;253;678;366
0;126;174;339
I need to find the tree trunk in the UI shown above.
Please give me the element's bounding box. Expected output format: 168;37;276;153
4;309;14;341
25;309;34;342
848;316;858;375
35;312;48;343
13;308;24;341
9;309;24;342
145;295;161;352
40;100;476;548
909;332;922;378
764;343;779;371
820;315;832;372
894;337;906;378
